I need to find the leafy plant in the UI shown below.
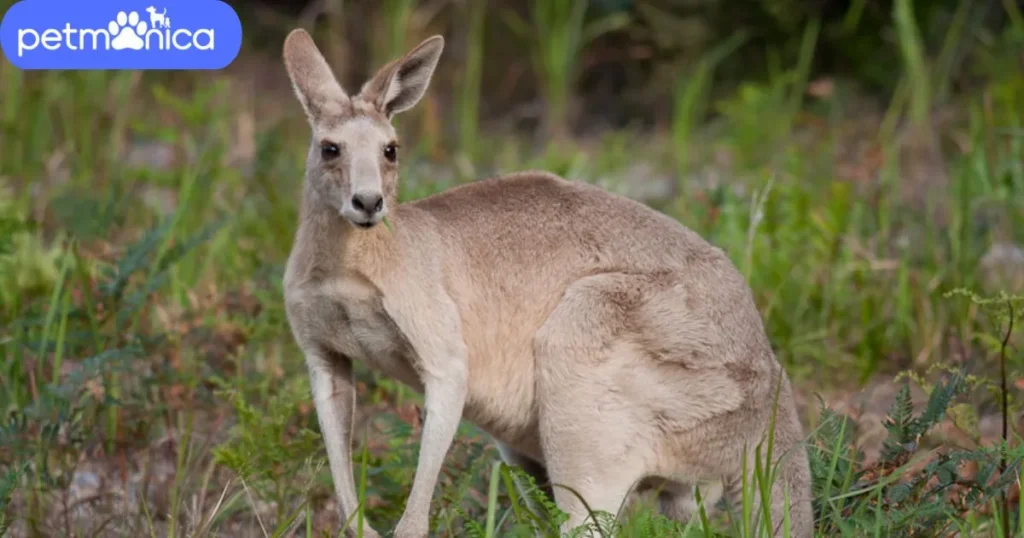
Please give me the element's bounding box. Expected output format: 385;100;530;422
211;374;324;530
0;207;222;534
0;465;17;536
504;0;629;140
808;367;1024;536
946;287;1024;533
880;374;966;463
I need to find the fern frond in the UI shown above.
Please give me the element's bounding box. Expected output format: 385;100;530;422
910;371;966;439
881;383;916;461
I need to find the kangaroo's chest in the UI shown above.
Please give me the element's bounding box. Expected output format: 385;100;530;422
290;275;423;390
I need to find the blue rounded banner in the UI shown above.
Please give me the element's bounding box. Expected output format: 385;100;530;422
0;0;243;69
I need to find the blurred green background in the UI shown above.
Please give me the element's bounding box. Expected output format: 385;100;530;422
1;0;1023;536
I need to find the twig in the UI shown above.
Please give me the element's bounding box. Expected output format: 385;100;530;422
240;477;269;538
195;478;234;537
62;492;111;513
998;301;1013;534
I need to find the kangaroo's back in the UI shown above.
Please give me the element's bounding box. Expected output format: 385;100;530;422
408;170;730;283
403;169;760;350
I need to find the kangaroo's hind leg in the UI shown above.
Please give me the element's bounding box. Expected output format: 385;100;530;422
655;479;725;523
534;270;746;533
535;269;811;536
534;272;684;533
714;375;814;537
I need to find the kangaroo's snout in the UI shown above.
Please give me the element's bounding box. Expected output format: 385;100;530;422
344;191;385;228
352;192;383;216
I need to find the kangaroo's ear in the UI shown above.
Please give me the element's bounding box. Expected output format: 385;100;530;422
359;35;444;119
282;29;348;123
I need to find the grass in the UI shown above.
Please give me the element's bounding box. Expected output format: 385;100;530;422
1;0;1024;536
456;0;487;166
503;0;629;140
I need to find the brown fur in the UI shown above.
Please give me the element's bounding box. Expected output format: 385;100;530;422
281;29;813;538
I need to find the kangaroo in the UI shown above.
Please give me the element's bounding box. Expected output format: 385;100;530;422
281;29;813;538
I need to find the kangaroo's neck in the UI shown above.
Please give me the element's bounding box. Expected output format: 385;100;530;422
290;183;399;285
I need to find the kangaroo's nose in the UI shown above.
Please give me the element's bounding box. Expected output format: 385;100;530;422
351;192;384;215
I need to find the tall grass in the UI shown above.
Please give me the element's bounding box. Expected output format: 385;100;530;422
457;0;488;166
504;0;628;140
670;30;748;178
373;0;416;67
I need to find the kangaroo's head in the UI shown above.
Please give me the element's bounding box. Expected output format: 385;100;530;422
283;29;443;229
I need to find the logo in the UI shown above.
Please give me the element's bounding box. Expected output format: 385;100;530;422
0;0;242;69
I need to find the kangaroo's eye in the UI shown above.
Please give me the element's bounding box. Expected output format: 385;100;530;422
383;142;398;163
321;142;340;160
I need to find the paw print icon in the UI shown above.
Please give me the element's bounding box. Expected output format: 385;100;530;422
108;11;148;50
